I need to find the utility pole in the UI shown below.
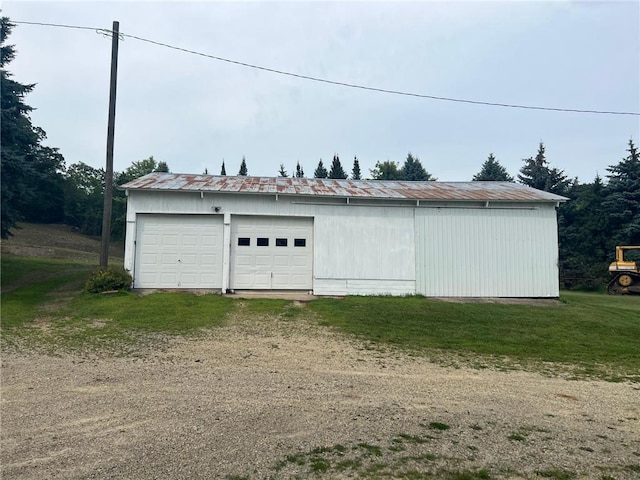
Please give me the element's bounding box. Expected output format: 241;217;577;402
100;21;120;268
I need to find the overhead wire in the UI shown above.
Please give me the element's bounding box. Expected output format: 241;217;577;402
11;20;640;117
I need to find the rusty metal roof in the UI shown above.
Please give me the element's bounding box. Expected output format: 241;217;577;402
120;173;568;203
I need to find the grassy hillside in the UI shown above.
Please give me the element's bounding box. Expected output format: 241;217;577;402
2;224;639;381
1;222;124;264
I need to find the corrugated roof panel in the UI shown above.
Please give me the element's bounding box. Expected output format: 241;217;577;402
120;173;567;202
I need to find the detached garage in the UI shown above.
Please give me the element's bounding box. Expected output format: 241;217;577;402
121;174;566;297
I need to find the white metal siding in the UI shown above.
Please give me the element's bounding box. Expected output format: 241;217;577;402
415;207;559;297
230;216;313;290
124;191;561;297
313;207;416;295
134;214;223;288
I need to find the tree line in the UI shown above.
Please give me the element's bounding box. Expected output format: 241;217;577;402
2;17;639;288
211;153;429;181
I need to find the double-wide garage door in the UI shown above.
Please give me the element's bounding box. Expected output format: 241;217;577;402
231;216;313;290
135;214;223;288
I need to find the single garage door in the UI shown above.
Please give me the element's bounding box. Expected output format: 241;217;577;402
231;216;313;290
135;214;223;288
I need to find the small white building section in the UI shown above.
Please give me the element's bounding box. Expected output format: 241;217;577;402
121;174;567;297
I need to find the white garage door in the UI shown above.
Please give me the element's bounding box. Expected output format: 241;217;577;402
135;214;223;288
231;216;313;290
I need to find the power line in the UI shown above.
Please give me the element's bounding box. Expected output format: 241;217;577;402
12;20;108;33
12;19;640;116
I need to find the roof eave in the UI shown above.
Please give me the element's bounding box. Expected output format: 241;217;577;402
122;186;567;203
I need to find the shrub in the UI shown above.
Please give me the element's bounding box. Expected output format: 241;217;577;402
85;266;132;293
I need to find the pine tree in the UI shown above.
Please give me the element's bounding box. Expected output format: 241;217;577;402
400;153;434;181
238;157;248;176
472;154;514;181
557;176;609;288
314;159;328;178
295;161;304;178
1;17;66;236
518;143;568;195
328;154;348;179
603;139;640;245
155;161;169;173
278;164;288;177
220;160;226;176
351;156;362;180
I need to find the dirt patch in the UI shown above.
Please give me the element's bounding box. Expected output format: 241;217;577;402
2;320;639;479
434;297;564;306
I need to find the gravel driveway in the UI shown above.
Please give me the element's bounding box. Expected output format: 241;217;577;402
2;319;639;479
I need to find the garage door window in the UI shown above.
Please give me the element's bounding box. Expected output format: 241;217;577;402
294;238;306;247
276;238;288;247
238;237;250;246
257;237;269;247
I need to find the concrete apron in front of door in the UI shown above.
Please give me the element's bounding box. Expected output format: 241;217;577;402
226;290;319;301
133;288;321;301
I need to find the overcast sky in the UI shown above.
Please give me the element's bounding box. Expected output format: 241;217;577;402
4;0;640;182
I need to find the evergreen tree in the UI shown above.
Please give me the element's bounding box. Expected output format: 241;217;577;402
1;17;66;236
351;156;362;180
314;159;328;178
370;160;400;180
603;139;640;245
295;161;304;178
155;161;169;173
20;145;66;223
220;160;226;176
278;164;288;177
328;154;348;179
472;153;514;181
238;156;248;176
518;143;569;195
400;153;434;181
557;176;609;288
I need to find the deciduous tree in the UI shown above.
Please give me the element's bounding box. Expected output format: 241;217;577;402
63;162;105;237
111;156;171;240
115;156;167;185
370;160;400;180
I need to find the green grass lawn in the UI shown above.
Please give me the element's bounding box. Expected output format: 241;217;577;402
2;255;639;380
1;256;234;354
307;293;640;380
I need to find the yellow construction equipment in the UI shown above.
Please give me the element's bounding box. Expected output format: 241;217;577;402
608;246;640;295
